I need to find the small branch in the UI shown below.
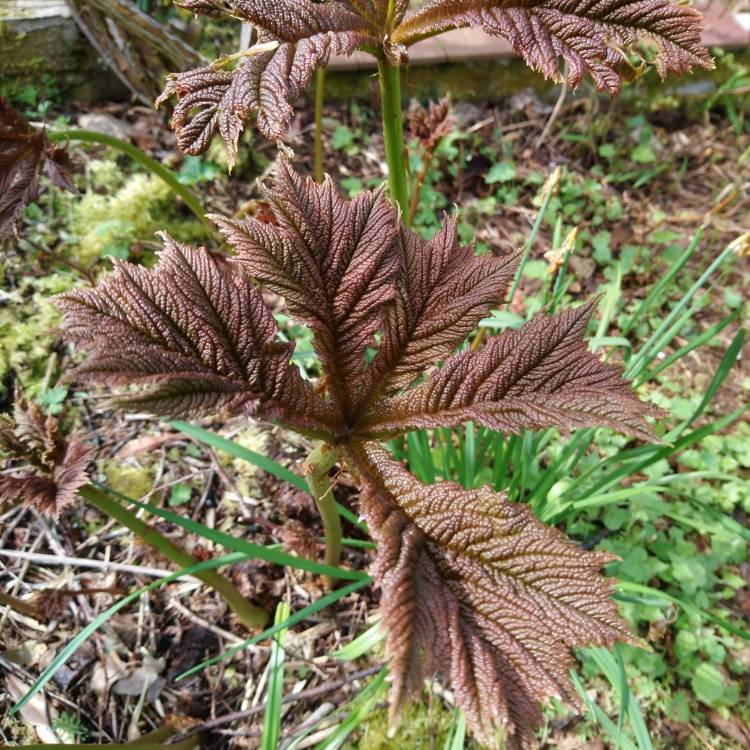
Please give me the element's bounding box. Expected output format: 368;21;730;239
79;485;268;630
180;664;385;736
0;591;45;621
303;443;343;584
535;78;568;151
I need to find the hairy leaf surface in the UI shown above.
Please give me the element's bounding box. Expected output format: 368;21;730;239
0;394;93;517
57;234;336;436
362;298;661;440
394;0;712;93
215;158;399;415
362;221;517;397
59;163;663;747
0;98;75;238
355;442;632;749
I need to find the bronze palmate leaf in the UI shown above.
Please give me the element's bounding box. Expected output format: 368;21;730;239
58;160;661;748
0;393;93;517
160;0;711;158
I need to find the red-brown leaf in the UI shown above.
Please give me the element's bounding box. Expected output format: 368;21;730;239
394;0;712;93
0;98;76;238
215;157;400;417
56;234;337;437
354;442;633;749
158;1;371;162
361;298;661;440
0;395;93;517
362;220;517;398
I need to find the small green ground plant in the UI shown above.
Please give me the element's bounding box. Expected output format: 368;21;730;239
3;0;748;748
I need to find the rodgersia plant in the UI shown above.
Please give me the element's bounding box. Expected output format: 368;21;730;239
50;0;711;746
59;157;663;747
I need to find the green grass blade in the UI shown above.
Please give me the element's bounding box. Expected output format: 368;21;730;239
444;710;466;750
616;581;750;641
571;670;639;750
332;621;385;661
586;647;653;750
562;406;747;506
505;168;559;310
178;578;371;679
664;327;745;440
172;420;307;490
261;601;291;750
93;483;368;582
313;669;389;750
11;552;249;716
594;265;621;346
621;228;703;336
638;311;739;383
626;240;735;377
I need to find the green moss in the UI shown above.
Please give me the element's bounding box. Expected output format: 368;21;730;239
215;426;270;499
100;461;156;502
348;697;482;750
0;272;77;397
70;165;208;264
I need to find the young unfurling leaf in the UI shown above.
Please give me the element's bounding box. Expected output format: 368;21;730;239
0;393;93;517
59;159;660;746
0;98;76;239
159;0;710;157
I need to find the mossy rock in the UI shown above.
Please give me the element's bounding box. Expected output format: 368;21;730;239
0;0;126;104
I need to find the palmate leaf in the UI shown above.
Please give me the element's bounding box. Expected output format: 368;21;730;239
159;0;709;155
59;161;661;747
354;443;633;749
159;0;372;165
57;234;338;439
394;0;713;93
0;98;76;239
0;394;93;517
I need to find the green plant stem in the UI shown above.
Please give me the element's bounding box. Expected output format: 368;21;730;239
47;129;211;232
314;66;326;183
303;443;342;583
377;59;409;217
78;485;268;629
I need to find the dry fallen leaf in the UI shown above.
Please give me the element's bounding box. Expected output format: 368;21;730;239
4;673;58;743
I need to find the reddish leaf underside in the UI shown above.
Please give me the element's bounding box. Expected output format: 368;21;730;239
0;395;93;517
355;442;633;749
